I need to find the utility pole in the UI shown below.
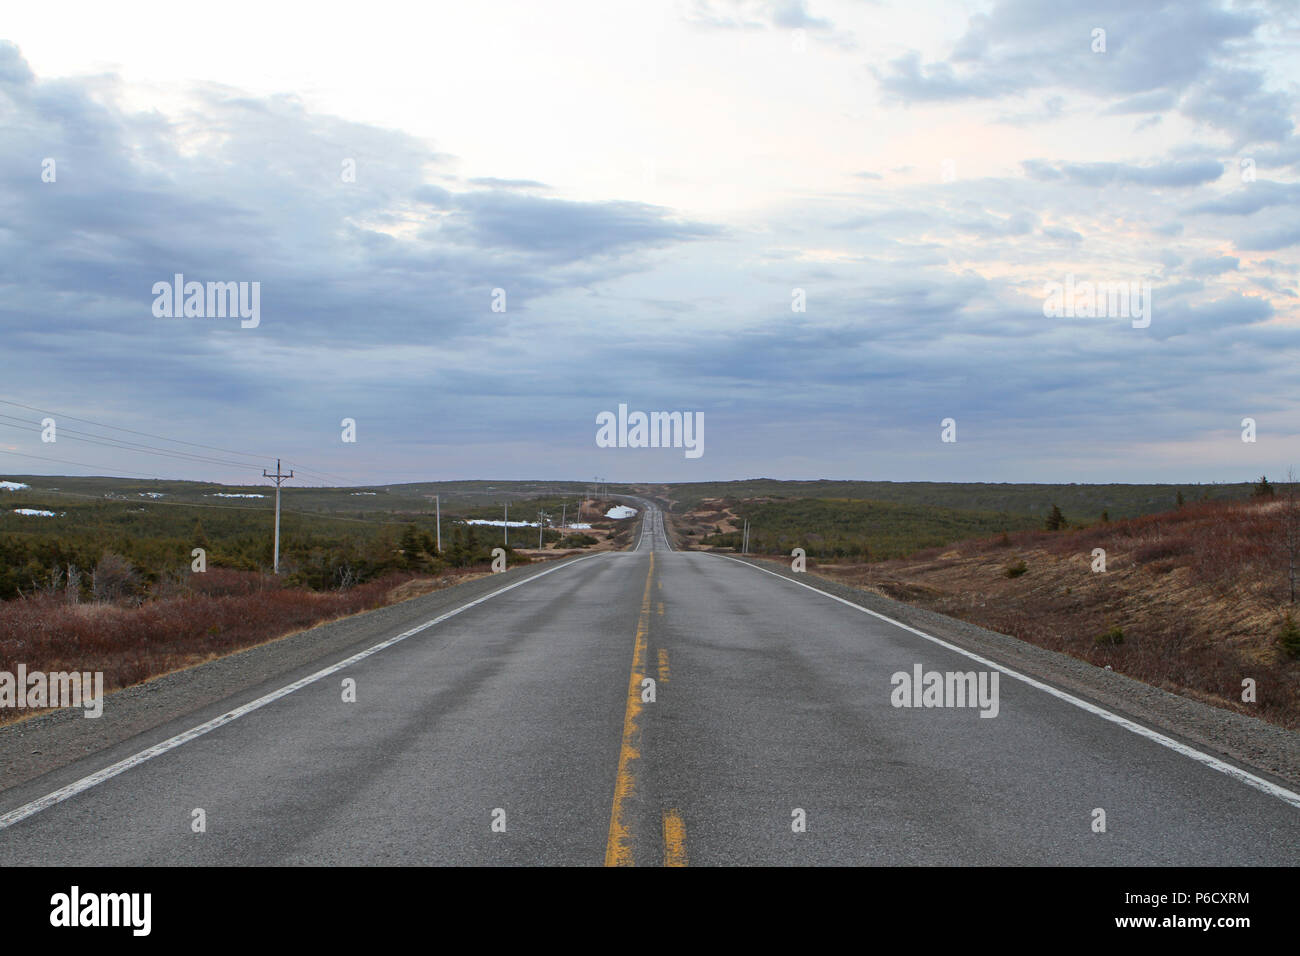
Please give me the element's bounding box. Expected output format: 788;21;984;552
538;510;547;549
504;502;509;546
560;503;566;531
1287;467;1298;605
435;495;441;553
262;459;295;574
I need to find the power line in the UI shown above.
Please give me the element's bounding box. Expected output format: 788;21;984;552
0;397;363;487
0;398;276;466
0;417;271;471
0;448;162;479
282;463;361;486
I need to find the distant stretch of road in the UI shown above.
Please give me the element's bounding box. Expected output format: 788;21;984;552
1;501;1297;865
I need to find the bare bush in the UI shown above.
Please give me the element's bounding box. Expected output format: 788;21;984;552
0;568;429;720
92;552;140;604
65;564;82;604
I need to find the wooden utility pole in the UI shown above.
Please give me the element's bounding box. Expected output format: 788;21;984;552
262;459;294;574
1287;467;1298;604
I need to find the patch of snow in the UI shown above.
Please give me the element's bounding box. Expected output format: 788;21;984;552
138;492;166;498
13;509;58;517
605;505;637;519
0;481;30;491
209;493;265;498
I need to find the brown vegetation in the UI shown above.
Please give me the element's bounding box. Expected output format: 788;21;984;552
808;498;1300;729
0;566;483;724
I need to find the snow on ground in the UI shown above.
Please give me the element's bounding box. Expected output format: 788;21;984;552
13;509;58;517
350;492;377;496
605;505;637;519
209;493;265;498
0;481;30;491
138;492;166;498
467;519;598;531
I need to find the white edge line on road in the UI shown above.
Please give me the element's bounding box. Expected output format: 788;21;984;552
713;552;1300;811
0;552;606;831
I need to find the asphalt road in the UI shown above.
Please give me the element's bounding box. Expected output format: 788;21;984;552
1;504;1297;865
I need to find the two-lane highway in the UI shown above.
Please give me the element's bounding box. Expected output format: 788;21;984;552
1;503;1297;865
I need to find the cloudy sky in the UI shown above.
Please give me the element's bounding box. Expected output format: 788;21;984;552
1;0;1298;485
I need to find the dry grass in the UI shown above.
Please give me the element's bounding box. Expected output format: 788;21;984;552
810;499;1300;729
0;566;478;724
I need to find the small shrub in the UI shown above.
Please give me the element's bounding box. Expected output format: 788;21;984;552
1280;612;1300;659
1004;559;1028;578
1133;538;1194;564
1096;625;1125;647
92;552;140;603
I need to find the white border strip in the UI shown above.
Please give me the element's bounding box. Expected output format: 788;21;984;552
714;553;1300;811
0;553;604;831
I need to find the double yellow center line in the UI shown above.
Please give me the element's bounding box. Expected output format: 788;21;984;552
604;551;687;866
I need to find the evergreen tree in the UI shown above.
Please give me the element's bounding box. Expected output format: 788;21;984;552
399;524;421;568
1044;504;1066;531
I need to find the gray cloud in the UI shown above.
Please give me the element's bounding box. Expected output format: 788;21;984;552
0;34;1296;486
1186;255;1240;277
1186;181;1300;216
440;192;720;262
876;1;1290;148
1043;226;1083;243
1238;224;1300;251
